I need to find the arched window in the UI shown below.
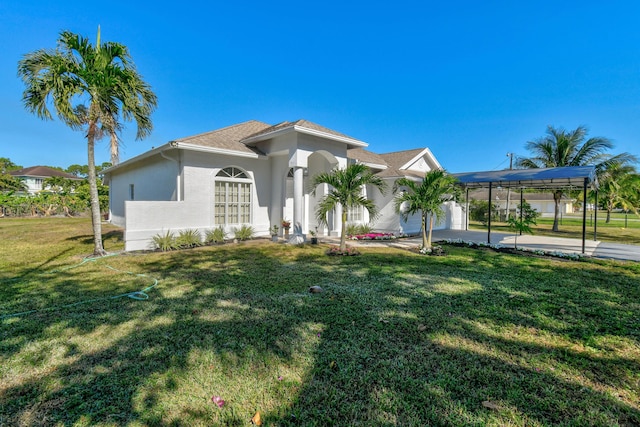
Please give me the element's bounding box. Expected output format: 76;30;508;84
214;167;252;225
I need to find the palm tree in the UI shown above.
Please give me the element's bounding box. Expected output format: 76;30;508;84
393;169;458;249
310;163;387;252
18;29;157;255
516;125;617;232
597;162;640;222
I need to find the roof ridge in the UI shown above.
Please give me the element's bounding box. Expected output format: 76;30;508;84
174;120;270;142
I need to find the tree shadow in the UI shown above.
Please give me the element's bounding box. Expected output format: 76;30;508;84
1;244;638;425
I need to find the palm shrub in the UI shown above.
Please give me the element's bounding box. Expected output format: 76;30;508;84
233;225;255;241
346;223;359;236
310;163;387;252
204;226;227;244
393;169;458;249
152;230;176;251
175;229;202;249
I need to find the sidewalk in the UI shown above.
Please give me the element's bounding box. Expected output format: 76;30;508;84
428;230;640;262
330;230;640;262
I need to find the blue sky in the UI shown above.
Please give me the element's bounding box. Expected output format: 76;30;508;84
2;1;639;173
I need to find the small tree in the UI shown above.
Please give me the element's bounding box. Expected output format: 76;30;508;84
311;163;387;252
507;200;539;249
393;169;458;250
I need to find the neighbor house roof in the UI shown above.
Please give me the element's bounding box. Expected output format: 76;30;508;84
241;119;367;147
10;166;80;180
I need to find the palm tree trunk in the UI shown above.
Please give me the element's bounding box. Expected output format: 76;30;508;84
87;126;107;256
552;190;562;232
422;212;428;249
427;214;434;249
340;209;348;252
110;131;119;166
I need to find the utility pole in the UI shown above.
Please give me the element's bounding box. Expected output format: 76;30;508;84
505;152;514;220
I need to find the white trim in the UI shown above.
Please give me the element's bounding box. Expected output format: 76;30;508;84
102;142;264;176
356;161;388;170
399;147;442;171
173;142;263;159
241;124;368;148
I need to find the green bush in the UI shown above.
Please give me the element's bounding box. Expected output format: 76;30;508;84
176;229;202;249
233;224;255;241
469;199;499;224
346;223;374;236
204;226;227;244
152;230;176;251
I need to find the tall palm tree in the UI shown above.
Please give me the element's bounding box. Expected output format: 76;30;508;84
516;125;615;232
18;29;157;255
310;163;387;252
393;169;458;249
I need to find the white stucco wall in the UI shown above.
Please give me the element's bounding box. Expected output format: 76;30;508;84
117;150;273;251
108;153;180;227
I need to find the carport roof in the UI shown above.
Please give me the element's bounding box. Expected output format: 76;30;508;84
452;166;598;190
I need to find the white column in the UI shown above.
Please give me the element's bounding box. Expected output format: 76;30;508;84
293;166;304;237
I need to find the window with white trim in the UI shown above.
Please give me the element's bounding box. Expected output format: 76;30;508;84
214;167;252;225
347;205;363;222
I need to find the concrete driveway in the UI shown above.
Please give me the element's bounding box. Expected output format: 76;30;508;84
337;230;640;262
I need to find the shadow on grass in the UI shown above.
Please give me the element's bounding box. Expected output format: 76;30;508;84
1;243;639;426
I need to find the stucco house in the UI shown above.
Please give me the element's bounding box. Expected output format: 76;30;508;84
103;119;464;251
9;166;82;194
468;188;577;218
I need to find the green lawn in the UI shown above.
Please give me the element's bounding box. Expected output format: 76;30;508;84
1;218;639;426
470;211;640;245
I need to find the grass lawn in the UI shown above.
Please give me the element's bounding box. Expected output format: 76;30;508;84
470;211;640;245
1;218;639;426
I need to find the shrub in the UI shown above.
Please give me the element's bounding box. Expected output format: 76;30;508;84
152;230;176;251
469;199;499;224
346;223;374;236
233;224;255;241
204;226;227;244
176;229;202;249
357;223;373;234
326;245;360;256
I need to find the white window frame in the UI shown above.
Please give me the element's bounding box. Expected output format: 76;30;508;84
214;167;252;226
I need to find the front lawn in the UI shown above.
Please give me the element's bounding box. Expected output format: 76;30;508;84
1;218;639;426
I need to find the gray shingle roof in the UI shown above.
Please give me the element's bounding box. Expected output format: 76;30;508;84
9;166;80;179
379;148;426;171
347;148;387;167
173;120;272;154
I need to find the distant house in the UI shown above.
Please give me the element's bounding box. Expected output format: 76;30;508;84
103;119;464;251
468;188;576;217
9;166;82;195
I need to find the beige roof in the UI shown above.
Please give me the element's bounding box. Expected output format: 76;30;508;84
379;148;426;170
173;120;272;154
347;148;387;167
367;148;428;178
241;119;364;145
10;166;80;179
